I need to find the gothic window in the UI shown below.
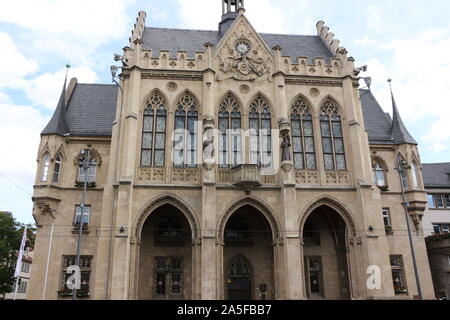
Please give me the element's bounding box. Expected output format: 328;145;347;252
228;255;251;277
141;91;167;167
173;92;199;168
320;98;346;170
218;93;242;168
290;97;316;170
155;214;184;246
390;255;407;294
372;159;387;188
53;155;62;183
41;153;50;182
411;161;420;189
59;255;92;297
249;94;273;168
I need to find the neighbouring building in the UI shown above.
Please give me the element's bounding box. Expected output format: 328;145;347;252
29;1;435;300
422;163;450;299
4;248;34;300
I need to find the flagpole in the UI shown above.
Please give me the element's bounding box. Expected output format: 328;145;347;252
13;226;27;300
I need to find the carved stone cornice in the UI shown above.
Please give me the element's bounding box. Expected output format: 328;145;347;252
141;71;203;81
285;77;344;87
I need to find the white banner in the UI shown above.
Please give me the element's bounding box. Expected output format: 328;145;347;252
14;227;27;278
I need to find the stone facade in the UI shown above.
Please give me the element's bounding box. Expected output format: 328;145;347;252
28;3;435;300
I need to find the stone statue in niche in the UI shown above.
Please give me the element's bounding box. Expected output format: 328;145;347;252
281;134;291;162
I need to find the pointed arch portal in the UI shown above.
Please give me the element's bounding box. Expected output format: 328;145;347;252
223;204;275;300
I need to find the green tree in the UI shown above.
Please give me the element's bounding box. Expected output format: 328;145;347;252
0;212;35;296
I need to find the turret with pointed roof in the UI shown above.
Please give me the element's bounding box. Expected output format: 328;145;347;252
389;81;417;145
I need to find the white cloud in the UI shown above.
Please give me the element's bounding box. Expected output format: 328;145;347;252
0;103;49;185
0;32;39;88
357;28;450;153
0;0;137;66
366;5;382;33
176;0;287;33
23;66;98;110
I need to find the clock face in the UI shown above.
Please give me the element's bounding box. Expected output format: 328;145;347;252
235;41;251;55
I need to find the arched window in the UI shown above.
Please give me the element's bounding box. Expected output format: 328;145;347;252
411;161;420;189
218;93;242;168
290;96;316;170
141;91;167;167
53;155;62;183
249;94;272;168
173;92;199;167
372;159;387;188
41;153;50;182
320;98;346;170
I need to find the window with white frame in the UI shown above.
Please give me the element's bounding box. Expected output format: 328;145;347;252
382;208;392;227
428;194;450;209
373;160;387;188
433;224;450;235
21;262;30;273
74;205;91;226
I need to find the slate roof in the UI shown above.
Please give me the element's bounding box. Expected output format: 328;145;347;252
141;27;335;64
42;83;118;137
422;163;450;187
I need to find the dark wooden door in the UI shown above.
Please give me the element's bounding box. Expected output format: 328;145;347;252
228;278;252;300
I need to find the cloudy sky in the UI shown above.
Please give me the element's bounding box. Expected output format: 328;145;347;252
1;0;450;224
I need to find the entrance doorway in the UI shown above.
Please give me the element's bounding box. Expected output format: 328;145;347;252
223;204;274;300
302;205;351;300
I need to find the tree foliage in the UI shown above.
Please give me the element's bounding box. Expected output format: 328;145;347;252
0;212;35;296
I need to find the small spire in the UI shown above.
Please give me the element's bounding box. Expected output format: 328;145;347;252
41;65;71;136
388;79;417;145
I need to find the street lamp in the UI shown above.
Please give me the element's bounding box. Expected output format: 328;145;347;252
395;158;423;299
72;149;96;300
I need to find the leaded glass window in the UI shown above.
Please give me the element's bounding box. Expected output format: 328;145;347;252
141;91;167;167
249;94;272;168
173;92;199;167
320;98;346;170
290;97;316;170
218;93;242;168
390;255;407;294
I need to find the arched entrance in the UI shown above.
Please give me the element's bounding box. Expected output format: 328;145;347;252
223;204;275;300
301;205;351;300
137;204;193;300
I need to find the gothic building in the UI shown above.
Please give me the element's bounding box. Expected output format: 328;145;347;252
29;1;435;300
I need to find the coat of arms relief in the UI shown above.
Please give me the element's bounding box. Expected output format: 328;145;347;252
216;21;272;82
